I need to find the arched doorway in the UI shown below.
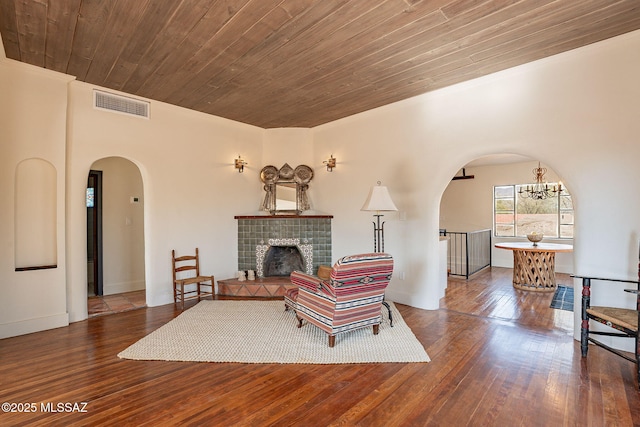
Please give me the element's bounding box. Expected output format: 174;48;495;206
439;154;575;331
86;157;146;315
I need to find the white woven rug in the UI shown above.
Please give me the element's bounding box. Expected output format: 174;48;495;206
118;300;430;364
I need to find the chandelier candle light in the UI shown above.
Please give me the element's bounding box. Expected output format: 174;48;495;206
518;161;563;200
361;181;398;252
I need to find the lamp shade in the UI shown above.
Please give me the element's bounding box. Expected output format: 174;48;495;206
361;184;398;212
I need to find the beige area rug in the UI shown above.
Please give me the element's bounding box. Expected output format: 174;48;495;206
118;300;430;364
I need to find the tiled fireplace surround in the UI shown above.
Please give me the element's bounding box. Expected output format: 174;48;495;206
217;215;332;297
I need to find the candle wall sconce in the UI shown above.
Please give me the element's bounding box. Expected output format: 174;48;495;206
323;155;336;172
235;155;247;173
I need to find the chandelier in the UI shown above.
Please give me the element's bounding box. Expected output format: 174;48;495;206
518;162;562;200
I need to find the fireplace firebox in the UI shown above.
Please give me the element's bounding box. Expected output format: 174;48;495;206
263;246;304;277
256;238;313;278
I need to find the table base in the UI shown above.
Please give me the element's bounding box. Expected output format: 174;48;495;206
512;250;557;292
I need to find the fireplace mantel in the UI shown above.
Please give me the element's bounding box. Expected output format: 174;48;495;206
234;214;333;219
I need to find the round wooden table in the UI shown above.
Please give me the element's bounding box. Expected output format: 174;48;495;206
495;242;573;292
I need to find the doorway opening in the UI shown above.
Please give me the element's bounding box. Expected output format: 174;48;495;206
439;155;575;332
86;157;146;316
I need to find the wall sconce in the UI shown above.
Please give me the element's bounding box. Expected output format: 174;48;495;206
235;155;247;173
323;154;336;172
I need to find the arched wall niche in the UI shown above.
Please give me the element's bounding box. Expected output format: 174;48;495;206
14;158;57;270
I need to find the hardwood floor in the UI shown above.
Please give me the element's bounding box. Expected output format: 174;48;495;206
1;267;639;426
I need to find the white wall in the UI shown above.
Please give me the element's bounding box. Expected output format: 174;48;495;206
65;82;265;322
263;128;313;168
0;60;74;338
312;30;640;351
439;160;573;273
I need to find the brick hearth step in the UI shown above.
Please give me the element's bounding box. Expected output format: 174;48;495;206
217;277;295;297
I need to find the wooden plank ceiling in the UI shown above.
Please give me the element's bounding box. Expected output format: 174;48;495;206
2;0;640;128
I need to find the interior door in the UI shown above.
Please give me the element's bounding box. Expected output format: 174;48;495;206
87;170;103;296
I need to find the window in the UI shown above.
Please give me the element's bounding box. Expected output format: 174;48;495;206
494;184;573;238
86;187;95;208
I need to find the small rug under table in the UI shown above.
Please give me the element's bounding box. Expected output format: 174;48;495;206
118;300;430;364
550;285;574;311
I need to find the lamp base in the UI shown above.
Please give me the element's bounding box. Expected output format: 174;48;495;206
372;214;386;253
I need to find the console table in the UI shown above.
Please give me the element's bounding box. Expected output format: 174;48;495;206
495;242;573;292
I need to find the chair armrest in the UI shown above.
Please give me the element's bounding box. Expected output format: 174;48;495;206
291;271;325;293
575;275;640;321
571;275;639;284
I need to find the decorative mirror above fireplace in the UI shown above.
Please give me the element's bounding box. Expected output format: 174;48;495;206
260;163;313;214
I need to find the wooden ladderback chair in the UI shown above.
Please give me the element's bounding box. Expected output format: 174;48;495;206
575;252;640;388
172;248;214;310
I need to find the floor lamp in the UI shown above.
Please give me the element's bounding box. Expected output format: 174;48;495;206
361;181;398;252
361;181;398;326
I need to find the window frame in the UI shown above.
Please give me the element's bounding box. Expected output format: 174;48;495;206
493;184;573;239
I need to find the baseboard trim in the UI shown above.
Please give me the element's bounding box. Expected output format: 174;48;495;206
0;312;69;339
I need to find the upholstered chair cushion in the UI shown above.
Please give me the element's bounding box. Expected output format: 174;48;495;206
317;265;332;280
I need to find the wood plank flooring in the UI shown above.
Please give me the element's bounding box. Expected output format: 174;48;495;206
1;267;639;426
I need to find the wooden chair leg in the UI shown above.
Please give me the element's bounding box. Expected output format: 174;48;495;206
636;336;640;390
328;335;336;348
295;315;303;328
581;321;590;357
373;324;380;335
637;353;640;390
180;283;185;310
581;277;591;357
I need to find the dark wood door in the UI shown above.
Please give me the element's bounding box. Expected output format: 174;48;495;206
87;170;103;296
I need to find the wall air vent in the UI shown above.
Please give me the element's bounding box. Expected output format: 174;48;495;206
93;90;150;119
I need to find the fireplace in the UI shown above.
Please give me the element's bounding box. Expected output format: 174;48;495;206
218;215;332;297
256;238;313;278
263;246;304;276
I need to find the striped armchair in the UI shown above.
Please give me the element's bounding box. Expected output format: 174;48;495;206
288;253;394;347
